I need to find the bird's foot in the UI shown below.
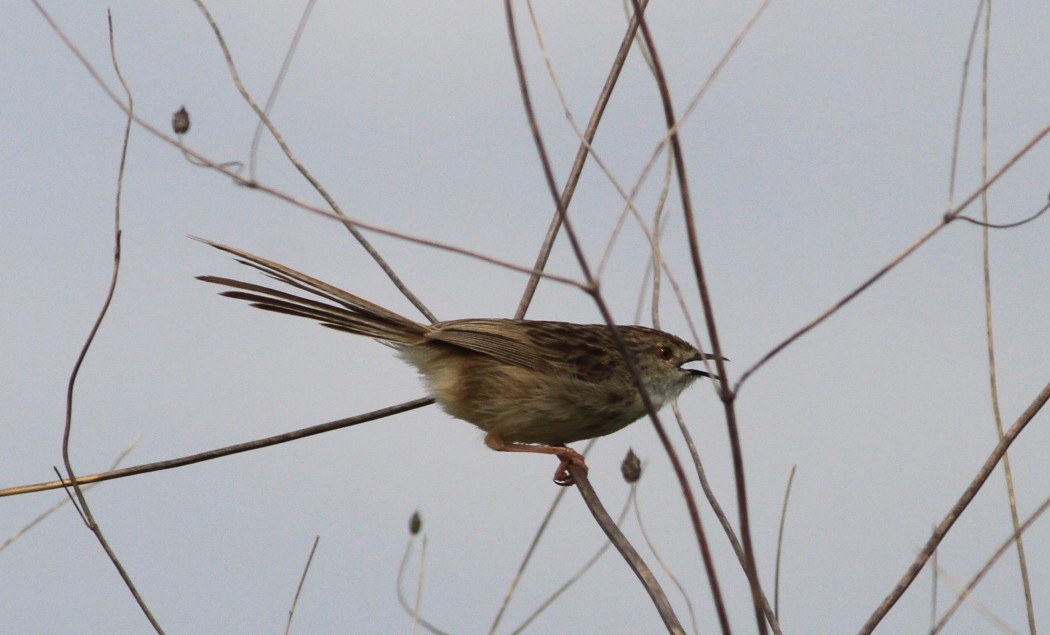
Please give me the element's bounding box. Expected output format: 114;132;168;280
552;448;588;487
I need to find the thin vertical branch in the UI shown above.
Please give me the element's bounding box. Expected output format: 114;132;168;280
507;473;633;635
667;406;782;634
57;12;164;633
503;2;729;631
946;0;988;203
412;535;428;635
627;2;766;632
489;440;594;634
397;534;449;635
284;536;320;635
774;466;796;620
514;0;650;319
567;466;684;635
978;4;1037;632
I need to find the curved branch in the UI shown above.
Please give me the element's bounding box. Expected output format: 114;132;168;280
569;465;684;635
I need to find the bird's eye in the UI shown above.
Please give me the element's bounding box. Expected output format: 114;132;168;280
657;346;674;360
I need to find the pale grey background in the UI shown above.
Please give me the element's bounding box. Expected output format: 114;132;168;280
3;2;1049;633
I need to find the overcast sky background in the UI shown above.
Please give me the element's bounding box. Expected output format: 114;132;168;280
3;1;1050;633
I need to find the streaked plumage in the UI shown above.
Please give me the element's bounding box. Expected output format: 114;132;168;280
196;238;720;485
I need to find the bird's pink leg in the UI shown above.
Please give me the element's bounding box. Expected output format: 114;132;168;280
484;433;588;486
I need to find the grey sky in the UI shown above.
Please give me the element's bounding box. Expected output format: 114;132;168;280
3;2;1049;633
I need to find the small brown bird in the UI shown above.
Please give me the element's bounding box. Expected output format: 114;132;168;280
196;239;721;485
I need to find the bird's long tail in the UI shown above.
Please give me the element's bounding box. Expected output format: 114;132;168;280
194;238;430;345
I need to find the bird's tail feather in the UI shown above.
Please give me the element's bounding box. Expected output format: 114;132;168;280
194;237;429;344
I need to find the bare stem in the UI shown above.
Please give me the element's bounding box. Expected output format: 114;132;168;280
774;466;797;620
975;2;1037;632
397;533;448;635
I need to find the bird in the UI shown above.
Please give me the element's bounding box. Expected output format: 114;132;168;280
195;238;721;485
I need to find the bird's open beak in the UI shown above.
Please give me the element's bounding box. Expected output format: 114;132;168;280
680;353;727;379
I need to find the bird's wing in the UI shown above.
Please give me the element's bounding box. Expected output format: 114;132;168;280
426;319;554;372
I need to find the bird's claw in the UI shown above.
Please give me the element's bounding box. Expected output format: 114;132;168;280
552;451;588;487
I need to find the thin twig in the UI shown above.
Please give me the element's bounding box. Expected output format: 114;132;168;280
525;1;725;390
774;466;796;620
53;466;87;524
736;117;1050;394
671;400;782;633
636;201;670;326
524;0;674;289
929;562;1020;635
412;535;428;635
619;0;775;218
1;398;433;499
57;13;163;632
251;0;317;181
956;200;1050;229
946;0;988;204
607;0;781;381
931;494;1050;634
488;488;569;634
0;435;140;553
619;0;775;307
567;465;684;635
643;155;675;329
396;534;448;635
523;2;718;385
930;526;939;632
284;535;320;635
859;379;1050;633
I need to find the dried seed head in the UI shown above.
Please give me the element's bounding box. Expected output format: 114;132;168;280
621;448;642;483
172;106;190;135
